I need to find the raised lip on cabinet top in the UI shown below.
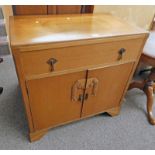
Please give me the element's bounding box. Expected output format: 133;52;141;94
9;13;149;51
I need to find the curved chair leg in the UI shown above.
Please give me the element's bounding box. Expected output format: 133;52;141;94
153;83;155;93
129;80;155;125
144;86;155;125
128;80;145;91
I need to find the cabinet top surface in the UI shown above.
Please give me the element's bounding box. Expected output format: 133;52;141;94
10;13;147;47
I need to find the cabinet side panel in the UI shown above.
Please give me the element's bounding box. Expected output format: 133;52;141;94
12;50;35;132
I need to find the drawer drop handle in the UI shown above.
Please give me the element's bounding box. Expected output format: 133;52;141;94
118;48;126;60
47;58;58;71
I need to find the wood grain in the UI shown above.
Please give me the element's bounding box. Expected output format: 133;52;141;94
19;38;144;77
81;62;134;117
55;5;82;14
26;71;86;130
9;14;147;48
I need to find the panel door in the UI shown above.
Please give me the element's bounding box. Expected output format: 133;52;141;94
26;71;86;131
48;5;82;14
13;5;48;15
13;5;94;15
48;5;94;14
81;62;134;117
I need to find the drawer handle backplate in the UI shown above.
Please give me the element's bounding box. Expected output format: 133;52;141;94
71;78;99;102
118;48;126;60
47;58;58;71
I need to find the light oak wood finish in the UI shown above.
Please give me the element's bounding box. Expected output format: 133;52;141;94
19;38;144;77
106;107;121;117
29;129;48;142
9;14;148;142
26;71;86;130
9;14;147;49
82;62;134;117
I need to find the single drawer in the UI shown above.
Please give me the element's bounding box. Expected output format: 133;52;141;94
20;38;143;77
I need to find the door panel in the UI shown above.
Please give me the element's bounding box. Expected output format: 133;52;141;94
48;5;94;14
13;5;94;15
26;71;86;131
52;5;82;14
13;5;47;15
81;62;134;117
81;5;94;13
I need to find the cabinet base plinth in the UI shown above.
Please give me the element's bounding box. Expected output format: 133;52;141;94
29;130;48;142
106;107;120;117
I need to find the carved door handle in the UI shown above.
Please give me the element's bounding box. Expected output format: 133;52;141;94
86;78;99;96
71;78;99;102
71;79;85;102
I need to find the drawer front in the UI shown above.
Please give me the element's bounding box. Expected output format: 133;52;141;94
20;38;143;76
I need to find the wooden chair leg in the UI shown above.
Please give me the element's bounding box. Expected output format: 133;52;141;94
128;80;145;90
153;83;155;93
144;86;155;125
129;79;155;125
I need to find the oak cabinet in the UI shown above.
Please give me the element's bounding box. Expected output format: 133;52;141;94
9;14;148;142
